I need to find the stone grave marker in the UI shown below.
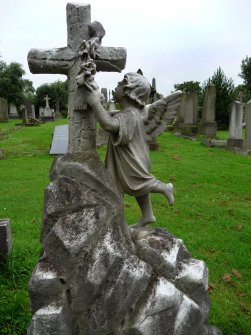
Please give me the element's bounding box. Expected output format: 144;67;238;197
199;83;217;137
9;103;19;119
175;92;198;136
50;125;69;154
227;101;244;148
27;3;221;334
0;219;12;259
39;95;55;121
244;99;251;149
0;97;9;122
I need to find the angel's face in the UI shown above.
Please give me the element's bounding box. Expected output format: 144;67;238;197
114;81;125;101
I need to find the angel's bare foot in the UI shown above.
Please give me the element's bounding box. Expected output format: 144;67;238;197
164;183;174;205
134;215;156;227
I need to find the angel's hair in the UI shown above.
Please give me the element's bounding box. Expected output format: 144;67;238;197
122;72;151;107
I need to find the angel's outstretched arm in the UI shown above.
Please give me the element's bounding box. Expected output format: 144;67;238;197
85;83;119;133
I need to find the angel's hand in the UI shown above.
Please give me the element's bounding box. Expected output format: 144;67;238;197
85;84;102;108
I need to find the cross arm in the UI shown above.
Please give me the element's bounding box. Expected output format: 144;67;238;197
27;47;75;75
95;46;127;72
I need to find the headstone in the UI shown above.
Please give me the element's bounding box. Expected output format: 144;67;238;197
199;83;217;137
9;103;19;119
244;100;251;149
50;125;69;154
50;124;109;153
0;219;12;259
101;88;108;103
175;93;198;136
227;101;244;148
39;95;55;121
0;97;9;122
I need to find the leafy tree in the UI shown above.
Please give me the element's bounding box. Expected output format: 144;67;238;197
233;84;251;103
35;80;68;117
0;61;25;108
174;81;201;94
239;56;251;92
204;67;235;129
23;79;35;102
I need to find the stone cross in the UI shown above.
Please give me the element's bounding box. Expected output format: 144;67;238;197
44;95;51;109
28;3;126;153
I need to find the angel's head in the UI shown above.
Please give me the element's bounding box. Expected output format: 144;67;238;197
115;72;151;107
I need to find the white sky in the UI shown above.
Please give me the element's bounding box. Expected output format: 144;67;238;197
0;0;250;96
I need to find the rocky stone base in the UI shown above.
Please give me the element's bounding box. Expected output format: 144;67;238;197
28;153;221;335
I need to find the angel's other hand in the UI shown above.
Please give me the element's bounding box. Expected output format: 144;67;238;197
86;88;102;108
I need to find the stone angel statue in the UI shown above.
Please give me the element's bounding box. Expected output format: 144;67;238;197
83;72;182;226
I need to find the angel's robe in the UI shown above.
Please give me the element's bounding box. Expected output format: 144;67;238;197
105;108;157;196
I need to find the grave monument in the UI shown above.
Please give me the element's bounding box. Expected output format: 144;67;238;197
0;97;9;122
39;95;55;121
175;92;198;136
244;100;251;149
27;3;221;334
227;101;244;148
198;83;217;137
0;219;12;260
8;102;19;119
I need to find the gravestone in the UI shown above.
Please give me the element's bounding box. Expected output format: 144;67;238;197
50;125;69;154
101;88;108;103
27;3;221;335
9;103;19;119
175;93;198;136
39;95;55;121
198;83;217;137
244;100;251;149
0;97;9;122
0;219;12;259
227;101;244;148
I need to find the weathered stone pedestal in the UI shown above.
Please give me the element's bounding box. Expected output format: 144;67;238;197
28;153;221;335
198;121;217;138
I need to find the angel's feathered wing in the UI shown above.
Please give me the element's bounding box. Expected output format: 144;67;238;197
144;91;182;141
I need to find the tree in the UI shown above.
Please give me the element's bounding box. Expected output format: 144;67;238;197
35;80;68;117
204;67;235;129
0;61;25;108
239;56;251;92
23;79;36;103
173;81;201;95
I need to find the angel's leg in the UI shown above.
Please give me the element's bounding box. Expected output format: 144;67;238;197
151;181;174;205
134;194;156;227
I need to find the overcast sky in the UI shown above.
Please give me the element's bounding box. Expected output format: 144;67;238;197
1;0;251;96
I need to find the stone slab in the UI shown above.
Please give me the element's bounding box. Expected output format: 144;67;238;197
0;219;12;258
50;125;69;155
202;138;227;147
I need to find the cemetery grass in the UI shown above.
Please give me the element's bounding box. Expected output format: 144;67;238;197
0;122;250;335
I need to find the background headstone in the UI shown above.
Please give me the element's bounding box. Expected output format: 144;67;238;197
0;97;9;123
0;219;12;259
175;93;198;136
244;100;251;149
50;125;69;154
8;103;19;119
227;101;244;148
199;83;217;137
39;95;55;121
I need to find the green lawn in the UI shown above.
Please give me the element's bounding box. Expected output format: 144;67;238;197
0;120;250;334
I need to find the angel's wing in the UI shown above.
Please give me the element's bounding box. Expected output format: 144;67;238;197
144;91;182;141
